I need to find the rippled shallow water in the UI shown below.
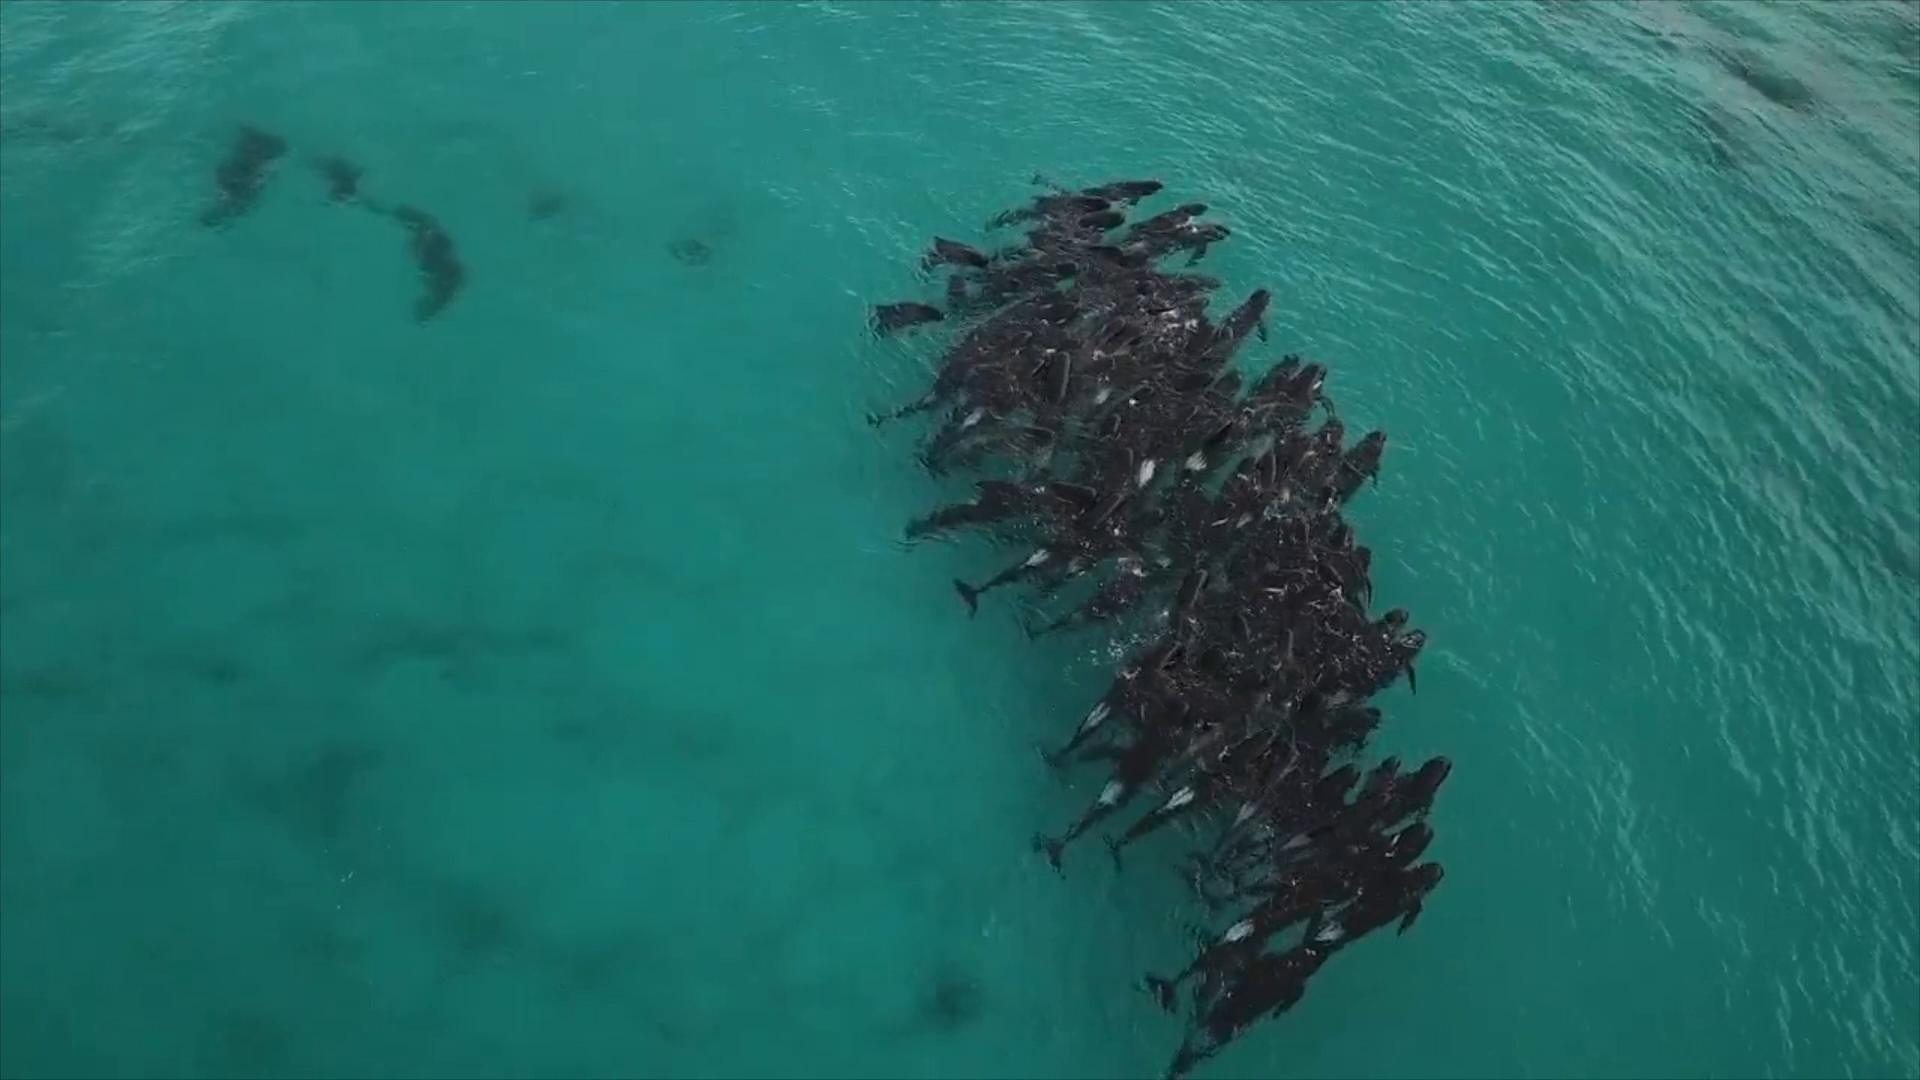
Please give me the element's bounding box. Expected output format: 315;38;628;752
1;2;1915;1077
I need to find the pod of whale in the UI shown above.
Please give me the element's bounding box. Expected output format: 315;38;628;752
869;179;1450;1078
200;124;466;322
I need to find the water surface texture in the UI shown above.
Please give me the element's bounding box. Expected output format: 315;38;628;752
2;3;1916;1078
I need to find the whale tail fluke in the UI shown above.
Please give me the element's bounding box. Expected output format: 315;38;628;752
954;579;981;616
1142;973;1178;1013
1030;833;1066;874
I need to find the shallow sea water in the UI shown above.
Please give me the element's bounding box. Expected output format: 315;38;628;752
1;2;1916;1078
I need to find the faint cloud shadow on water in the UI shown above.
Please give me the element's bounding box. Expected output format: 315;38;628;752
232;739;387;850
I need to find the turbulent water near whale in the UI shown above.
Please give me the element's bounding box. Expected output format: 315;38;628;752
1;3;1915;1079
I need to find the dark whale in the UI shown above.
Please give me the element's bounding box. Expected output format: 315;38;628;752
201;124;288;227
926;236;991;270
386;205;465;322
872;301;945;336
313;155;363;204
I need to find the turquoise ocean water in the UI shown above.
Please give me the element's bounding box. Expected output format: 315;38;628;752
1;2;1915;1077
